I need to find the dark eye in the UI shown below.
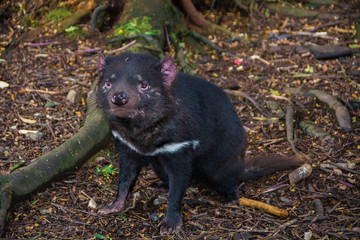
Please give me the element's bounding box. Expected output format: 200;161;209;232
104;81;111;88
140;83;149;90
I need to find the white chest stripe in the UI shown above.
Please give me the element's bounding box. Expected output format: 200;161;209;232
112;130;199;156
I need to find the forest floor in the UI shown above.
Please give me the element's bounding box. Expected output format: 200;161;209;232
1;1;360;239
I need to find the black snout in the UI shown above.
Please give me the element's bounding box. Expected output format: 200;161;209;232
111;92;128;106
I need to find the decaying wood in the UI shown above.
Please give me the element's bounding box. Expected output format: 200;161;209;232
286;104;299;155
289;163;312;185
299;120;334;143
287;87;352;132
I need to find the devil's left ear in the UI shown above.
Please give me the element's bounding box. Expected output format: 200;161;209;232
98;52;106;71
160;56;176;87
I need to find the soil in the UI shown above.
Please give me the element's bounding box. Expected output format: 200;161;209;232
1;1;360;239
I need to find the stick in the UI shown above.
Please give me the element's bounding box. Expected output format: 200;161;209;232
239;197;288;218
224;89;273;118
108;40;137;54
286;104;299;155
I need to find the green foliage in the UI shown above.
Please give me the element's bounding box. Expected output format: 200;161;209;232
96;164;117;177
117;215;127;221
65;26;89;38
29;199;39;206
112;16;161;38
46;8;71;23
94;233;108;239
270;88;280;96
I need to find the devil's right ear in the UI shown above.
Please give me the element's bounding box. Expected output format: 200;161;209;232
98;53;106;71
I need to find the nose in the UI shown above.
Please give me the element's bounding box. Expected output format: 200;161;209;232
111;92;128;106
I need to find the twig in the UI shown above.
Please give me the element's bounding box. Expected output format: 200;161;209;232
163;25;173;52
25;41;60;47
308;184;324;217
234;0;249;12
286;104;299;155
257;183;289;195
224;89;273;118
75;48;100;53
108;40;137;54
24;88;58;95
250;55;270;65
190;31;226;53
270;219;298;238
262;137;286;147
46;120;57;141
327;162;360;176
309;20;344;32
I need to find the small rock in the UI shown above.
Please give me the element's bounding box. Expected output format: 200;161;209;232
88;199;97;209
40;209;52;214
188;187;197;194
28;132;44;141
150;213;159;221
153;196;167;205
0;146;4;152
280;197;291;203
33;112;42;118
304;231;312;240
66;89;83;105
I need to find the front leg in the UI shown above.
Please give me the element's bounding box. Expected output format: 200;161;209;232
98;150;143;215
159;154;192;234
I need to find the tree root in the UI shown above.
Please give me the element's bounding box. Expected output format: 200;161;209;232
179;0;235;37
0;187;12;236
287;87;353;132
0;82;110;235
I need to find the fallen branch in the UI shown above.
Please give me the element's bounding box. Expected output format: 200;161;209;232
287;87;352;132
308;184;324;217
286;104;299;155
271;219;298;237
239;197;288;218
327;162;360;176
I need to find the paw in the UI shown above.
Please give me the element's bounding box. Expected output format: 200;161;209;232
98;200;125;215
159;215;183;235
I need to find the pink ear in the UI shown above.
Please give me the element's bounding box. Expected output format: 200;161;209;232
160;56;176;87
98;53;106;71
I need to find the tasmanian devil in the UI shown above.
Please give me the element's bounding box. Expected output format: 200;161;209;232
96;51;303;233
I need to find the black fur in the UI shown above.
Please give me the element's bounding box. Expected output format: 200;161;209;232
96;52;302;233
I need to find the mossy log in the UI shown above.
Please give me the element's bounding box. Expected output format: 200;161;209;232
0;85;110;235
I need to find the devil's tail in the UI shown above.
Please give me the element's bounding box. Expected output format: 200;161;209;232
244;154;305;181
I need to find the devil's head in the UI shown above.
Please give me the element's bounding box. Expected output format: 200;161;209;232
96;52;177;126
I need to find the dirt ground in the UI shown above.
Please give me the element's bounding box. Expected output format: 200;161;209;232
1;1;360;239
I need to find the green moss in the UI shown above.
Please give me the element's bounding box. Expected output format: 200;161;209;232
111;16;161;38
46;8;72;23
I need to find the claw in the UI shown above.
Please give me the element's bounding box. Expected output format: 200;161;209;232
98;199;125;215
159;217;183;235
